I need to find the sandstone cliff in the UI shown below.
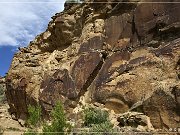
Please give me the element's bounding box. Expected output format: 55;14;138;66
6;0;180;130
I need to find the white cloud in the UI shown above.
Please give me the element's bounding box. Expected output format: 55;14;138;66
0;0;65;47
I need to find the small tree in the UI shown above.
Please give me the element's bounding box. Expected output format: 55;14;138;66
24;104;42;135
27;104;42;127
42;101;71;135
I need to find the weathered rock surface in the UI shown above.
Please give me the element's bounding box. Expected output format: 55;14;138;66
6;0;180;130
0;77;6;103
117;112;154;131
0;103;26;134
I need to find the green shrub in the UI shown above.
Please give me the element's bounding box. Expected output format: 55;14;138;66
90;121;114;135
83;108;109;127
42;101;71;135
24;129;37;135
27;104;42;127
82;107;114;134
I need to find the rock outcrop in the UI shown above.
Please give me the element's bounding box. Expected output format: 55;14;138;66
0;77;6;103
6;0;180;130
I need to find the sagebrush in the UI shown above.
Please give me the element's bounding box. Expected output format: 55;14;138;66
83;107;114;134
83;107;109;126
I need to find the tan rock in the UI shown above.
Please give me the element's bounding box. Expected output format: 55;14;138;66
5;0;180;131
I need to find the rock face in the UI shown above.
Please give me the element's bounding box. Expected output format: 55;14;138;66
0;77;6;103
117;112;154;131
6;0;180;129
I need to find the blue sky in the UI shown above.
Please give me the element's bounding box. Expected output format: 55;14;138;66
0;0;65;76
